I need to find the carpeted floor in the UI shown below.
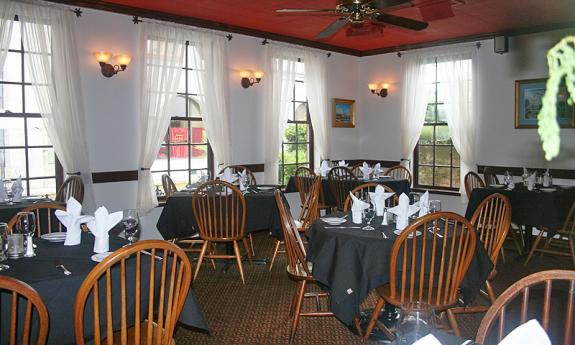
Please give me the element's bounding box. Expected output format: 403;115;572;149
174;232;573;345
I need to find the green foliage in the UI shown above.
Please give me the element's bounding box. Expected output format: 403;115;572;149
538;36;575;161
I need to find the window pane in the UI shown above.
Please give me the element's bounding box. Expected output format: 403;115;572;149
169;121;189;144
283;123;297;143
437;104;447;123
190;120;207;144
435;125;451;145
452;168;460;189
297;145;309;163
294;82;306;102
152;148;168;171
170;171;189;190
29;178;55;197
281;164;297;185
296;123;308;142
173;95;187;117
434;167;451;187
282;144;297;164
27;117;51;146
0;117;25;146
190;145;208;167
0;83;22;112
169;146;189;170
24;85;40;113
177;72;186;93
419;126;433;145
418;166;433;186
152;172;164;190
2;148;26;179
435;146;451;166
452;149;460;166
294;103;308;122
188;70;201;95
419;146;433;165
28;147;54;177
9;22;21;51
424;104;435;123
188;98;201;118
2;52;22;83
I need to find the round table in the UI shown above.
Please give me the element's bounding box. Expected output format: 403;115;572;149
306;213;493;326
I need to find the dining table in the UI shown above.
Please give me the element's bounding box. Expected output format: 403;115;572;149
0;197;55;223
306;213;493;327
284;176;411;207
0;229;208;345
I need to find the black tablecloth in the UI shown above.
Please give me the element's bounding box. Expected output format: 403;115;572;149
285;176;411;207
306;214;493;326
0;231;208;345
0;198;53;222
465;184;575;229
157;188;281;240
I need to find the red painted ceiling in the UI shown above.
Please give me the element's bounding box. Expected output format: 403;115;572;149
96;0;575;53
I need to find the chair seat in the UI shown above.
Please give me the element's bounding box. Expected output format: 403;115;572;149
375;284;458;312
103;319;176;345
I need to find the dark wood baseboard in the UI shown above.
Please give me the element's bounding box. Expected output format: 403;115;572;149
478;165;575;180
92;170;138;183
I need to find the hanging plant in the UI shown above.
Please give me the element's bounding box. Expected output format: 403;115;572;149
538;36;575;161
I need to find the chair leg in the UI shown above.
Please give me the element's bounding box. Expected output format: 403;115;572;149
248;233;255;257
242;237;253;265
193;241;209;281
508;229;523;255
568;236;575;268
500;247;506;264
269;239;281;272
289;280;306;343
233;240;245;284
524;232;545;266
485;280;497;304
363;297;386;341
353;317;363;339
446;309;461;337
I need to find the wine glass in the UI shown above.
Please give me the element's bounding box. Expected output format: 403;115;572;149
16;212;36;257
122;209;140;245
362;204;375;231
4;179;13;204
0;222;9;271
428;200;442;213
396;302;435;344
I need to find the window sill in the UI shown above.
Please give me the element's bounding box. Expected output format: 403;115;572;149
412;187;461;197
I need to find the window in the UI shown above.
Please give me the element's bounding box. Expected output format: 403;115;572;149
151;42;212;191
414;58;461;191
278;62;314;185
0;20;60;196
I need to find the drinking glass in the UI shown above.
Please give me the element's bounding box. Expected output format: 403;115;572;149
122;209;140;244
4;179;13;204
16;212;36;257
428;200;442;213
362;205;375;231
396;302;435;344
0;223;9;271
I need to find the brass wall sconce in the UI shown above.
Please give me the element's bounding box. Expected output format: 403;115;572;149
368;83;389;97
95;52;132;78
240;70;264;88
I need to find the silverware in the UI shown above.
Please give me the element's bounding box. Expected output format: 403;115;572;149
324;226;361;229
56;264;72;276
141;250;163;261
381;231;387;239
428;228;443;238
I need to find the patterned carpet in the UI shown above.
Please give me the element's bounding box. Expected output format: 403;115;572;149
174;232;573;345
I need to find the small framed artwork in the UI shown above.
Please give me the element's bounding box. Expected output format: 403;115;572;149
515;78;574;128
332;98;356;128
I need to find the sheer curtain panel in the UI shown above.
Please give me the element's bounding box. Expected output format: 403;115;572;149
17;2;96;211
0;1;13;73
137;23;186;214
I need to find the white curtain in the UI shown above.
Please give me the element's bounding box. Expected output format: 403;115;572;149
17;2;96;211
400;54;430;167
437;48;477;200
263;46;299;183
302;50;330;167
189;32;231;168
0;1;13;73
137;23;186;214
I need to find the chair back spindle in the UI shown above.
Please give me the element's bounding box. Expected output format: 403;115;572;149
161;174;178;198
55;175;84;203
328;166;358;211
384;165;412;186
464;171;485;199
294;167;316;206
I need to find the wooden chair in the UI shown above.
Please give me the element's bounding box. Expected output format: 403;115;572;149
384;165;412;186
525;201;575;268
342;182;398;212
452;193;511;316
294;167;331;215
483;167;500;186
350;163;363;177
55;175;84;203
269;176;321;271
327;166;358;211
274;189;351;343
161;174;178;198
0;276;49;345
363;212;477;340
464;171;485;199
475;269;575;345
192;180;252;284
219;165;257;185
7;203;66;236
74;240;192;345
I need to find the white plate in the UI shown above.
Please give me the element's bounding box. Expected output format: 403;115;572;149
540;188;556;192
490;184;505;188
322;217;347;225
393;230;422;238
91;252;112;263
258;186;276;191
40;232;67;242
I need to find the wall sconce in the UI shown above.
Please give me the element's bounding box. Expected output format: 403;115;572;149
368;83;389;97
95;52;132;78
240;70;264;88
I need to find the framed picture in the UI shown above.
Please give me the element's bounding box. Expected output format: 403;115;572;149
515;78;574;128
332;98;356;128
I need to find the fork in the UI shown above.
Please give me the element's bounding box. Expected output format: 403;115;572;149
56;263;72;276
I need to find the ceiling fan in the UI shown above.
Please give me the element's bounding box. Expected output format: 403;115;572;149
276;0;429;39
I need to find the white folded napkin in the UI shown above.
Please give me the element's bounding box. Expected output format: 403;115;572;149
412;334;442;345
12;176;23;202
338;160;348;167
0;180;5;201
360;162;373;180
87;206;123;254
388;193;420;230
55;197;94;246
527;172;536;191
498;319;551;345
373;163;382;175
320;160;331;176
238;169;248;191
418;191;430;217
369;185;395;216
349;192;369;224
218;168;238;184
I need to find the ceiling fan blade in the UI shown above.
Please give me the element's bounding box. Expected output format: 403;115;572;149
371;12;428;30
276;9;339;13
365;0;412;10
315;17;349;39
